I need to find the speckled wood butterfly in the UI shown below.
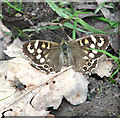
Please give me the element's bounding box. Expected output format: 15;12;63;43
22;35;109;74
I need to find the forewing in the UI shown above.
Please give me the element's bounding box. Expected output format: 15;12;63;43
69;35;109;74
22;40;62;73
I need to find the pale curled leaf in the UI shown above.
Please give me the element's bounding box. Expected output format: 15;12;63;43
92;54;113;77
3;38;25;58
0;19;12;59
31;69;89;110
64;72;89;105
0;43;89;116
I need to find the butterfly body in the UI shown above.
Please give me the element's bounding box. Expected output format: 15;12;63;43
59;39;73;67
22;35;109;74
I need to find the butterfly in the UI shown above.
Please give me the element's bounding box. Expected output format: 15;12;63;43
22;34;109;74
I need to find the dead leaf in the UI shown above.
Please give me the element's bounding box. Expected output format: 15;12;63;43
92;54;113;77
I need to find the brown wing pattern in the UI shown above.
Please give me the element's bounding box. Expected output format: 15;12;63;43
69;35;109;74
22;40;61;73
22;35;109;74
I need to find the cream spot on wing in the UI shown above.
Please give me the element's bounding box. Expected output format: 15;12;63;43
83;50;88;54
29;49;34;53
100;37;104;41
37;49;42;53
40;58;45;63
98;37;104;47
90;44;95;48
84;39;89;44
89;53;95;58
80;40;83;46
92;50;98;54
47;43;51;49
83;56;88;59
41;43;46;48
27;44;34;53
98;42;104;47
45;53;49;58
47;59;50;62
91;35;96;44
34;40;39;49
36;54;41;59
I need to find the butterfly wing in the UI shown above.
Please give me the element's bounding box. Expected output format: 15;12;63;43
22;35;109;74
69;35;109;74
22;40;62;73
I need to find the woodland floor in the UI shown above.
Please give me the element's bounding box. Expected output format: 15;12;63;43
0;1;120;117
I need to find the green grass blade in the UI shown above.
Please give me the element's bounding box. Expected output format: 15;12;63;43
2;0;23;13
72;20;77;40
0;93;15;102
94;1;106;15
46;0;69;19
0;13;4;19
103;21;119;30
91;17;119;28
109;68;119;80
77;18;106;33
63;22;91;33
46;1;109;34
88;48;120;67
75;10;93;14
89;48;120;80
88;48;119;61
